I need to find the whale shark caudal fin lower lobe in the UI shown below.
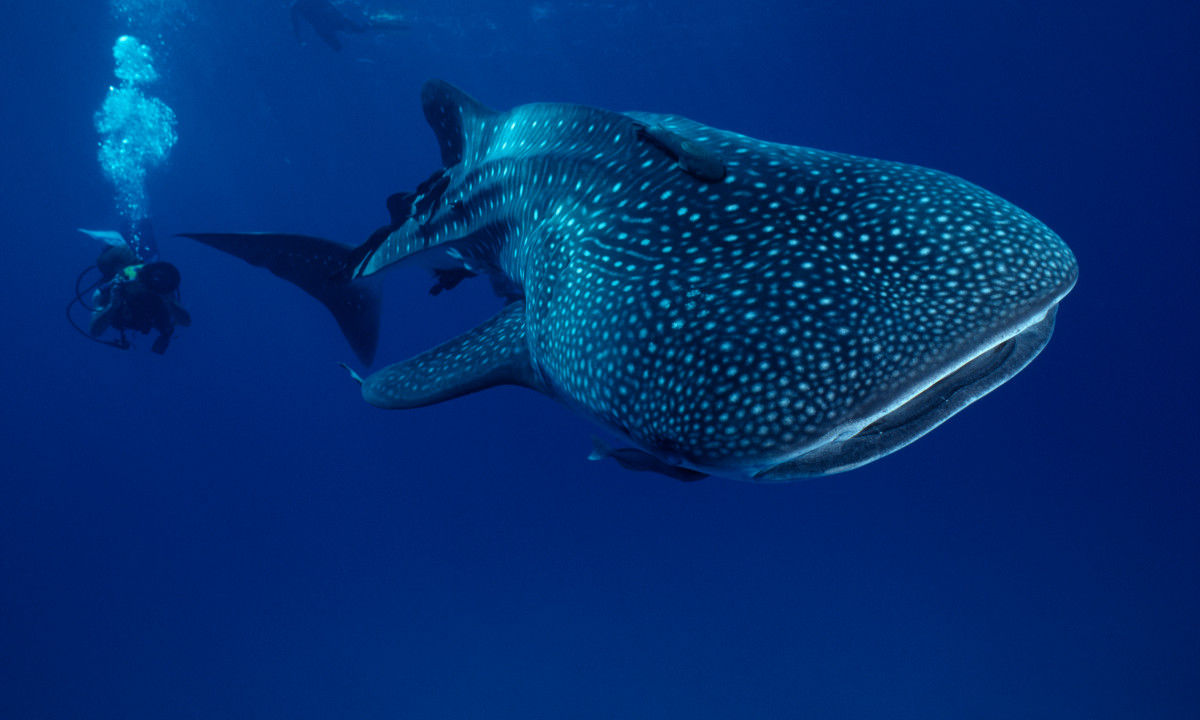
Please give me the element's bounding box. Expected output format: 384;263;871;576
178;233;381;366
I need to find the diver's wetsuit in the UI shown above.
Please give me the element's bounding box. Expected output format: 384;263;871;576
291;0;407;51
89;247;190;354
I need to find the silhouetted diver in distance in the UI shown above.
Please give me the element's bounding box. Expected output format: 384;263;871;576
291;0;409;52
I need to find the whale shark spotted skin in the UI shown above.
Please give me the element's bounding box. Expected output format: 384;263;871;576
186;81;1077;481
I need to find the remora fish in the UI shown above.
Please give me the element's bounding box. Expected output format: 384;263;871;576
183;80;1078;481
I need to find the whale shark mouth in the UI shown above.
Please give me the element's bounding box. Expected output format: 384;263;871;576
756;303;1063;479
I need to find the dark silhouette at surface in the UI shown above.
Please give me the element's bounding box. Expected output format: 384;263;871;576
290;0;409;51
69;227;191;354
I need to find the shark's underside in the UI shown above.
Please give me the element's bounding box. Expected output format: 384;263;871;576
183;80;1077;481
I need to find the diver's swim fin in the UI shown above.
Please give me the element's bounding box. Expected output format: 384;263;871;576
77;228;127;247
178;233;381;366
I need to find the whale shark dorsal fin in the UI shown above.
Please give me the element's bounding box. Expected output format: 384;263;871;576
633;122;727;183
421;79;495;167
360;300;540;409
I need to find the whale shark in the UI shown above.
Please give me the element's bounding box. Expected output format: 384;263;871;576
183;80;1077;481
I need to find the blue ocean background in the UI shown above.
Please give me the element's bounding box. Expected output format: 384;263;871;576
2;1;1198;717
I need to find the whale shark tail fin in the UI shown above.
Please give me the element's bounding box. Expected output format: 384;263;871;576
179;232;382;366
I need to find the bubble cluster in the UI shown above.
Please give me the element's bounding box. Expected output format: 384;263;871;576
95;35;176;224
113;34;158;85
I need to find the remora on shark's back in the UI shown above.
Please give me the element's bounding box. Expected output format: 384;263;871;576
184;80;1077;481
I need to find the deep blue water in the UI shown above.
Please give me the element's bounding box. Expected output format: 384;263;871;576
2;1;1198;717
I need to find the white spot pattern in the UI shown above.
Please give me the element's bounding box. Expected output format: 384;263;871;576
369;95;1078;478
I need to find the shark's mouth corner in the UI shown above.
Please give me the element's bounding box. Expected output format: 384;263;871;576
755;305;1061;479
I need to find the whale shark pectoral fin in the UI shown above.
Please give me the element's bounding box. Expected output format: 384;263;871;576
178;232;381;366
421;79;497;167
361;300;538;409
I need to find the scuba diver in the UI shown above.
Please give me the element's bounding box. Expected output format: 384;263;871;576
70;221;191;354
291;0;410;52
